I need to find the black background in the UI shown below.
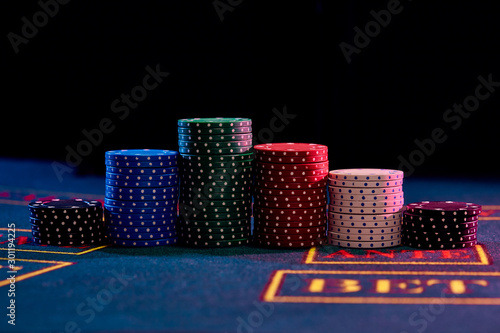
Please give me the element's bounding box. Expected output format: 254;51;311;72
2;1;499;177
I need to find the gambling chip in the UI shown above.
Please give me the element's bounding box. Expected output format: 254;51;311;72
177;118;253;247
327;169;404;249
401;201;482;249
104;149;180;247
28;199;104;247
253;143;329;248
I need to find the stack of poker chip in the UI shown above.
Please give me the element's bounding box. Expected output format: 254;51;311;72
28;199;104;246
104;149;179;247
327;169;404;249
253;143;329;248
177;117;253;248
402;201;481;249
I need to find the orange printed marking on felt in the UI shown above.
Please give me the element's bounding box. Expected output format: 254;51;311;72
262;270;500;305
305;245;491;265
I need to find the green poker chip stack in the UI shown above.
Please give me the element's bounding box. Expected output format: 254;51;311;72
177;117;253;247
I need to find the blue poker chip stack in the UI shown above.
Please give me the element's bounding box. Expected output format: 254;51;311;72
104;149;179;247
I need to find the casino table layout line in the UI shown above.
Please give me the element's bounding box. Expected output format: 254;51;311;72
0;258;74;287
0;245;109;256
305;244;491;265
262;270;500;305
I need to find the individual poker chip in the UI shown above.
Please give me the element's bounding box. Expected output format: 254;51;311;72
329;218;401;228
178;218;251;228
254;238;325;248
181;159;253;169
31;236;102;246
179;146;252;155
254;218;326;228
255;199;327;209
30;221;102;233
406;201;482;217
106;192;177;201
255;194;326;203
180;153;253;163
183;210;251;220
329;212;402;222
328;169;404;181
257;168;329;177
182;171;252;182
181;165;253;175
255;187;326;197
328;225;401;235
178;133;253;142
256;174;327;183
402;212;479;223
28;199;102;213
180;198;251;208
106;224;176;233
328;204;404;215
256;180;327;190
182;237;250;248
330;199;404;208
180;204;251;215
105;149;179;162
255;206;326;216
403;227;478;236
183;184;251;194
253;225;327;235
105;166;178;175
107;230;176;240
330;192;404;201
178;140;253;148
254;212;325;222
328;186;403;194
402;219;479;231
111;237;178;247
177;225;251;234
328;231;400;242
105;178;178;188
28;210;103;224
180;190;251;201
402;239;477;249
105;218;177;227
256;161;329;171
29;215;102;226
178;117;252;128
401;232;477;243
328;238;401;248
32;231;102;241
177;126;252;135
105;159;178;168
254;232;325;241
104;211;176;222
328;179;403;188
255;155;328;164
105;185;178;195
106;172;177;181
254;143;328;157
178;230;251;241
104;205;176;214
104;198;177;208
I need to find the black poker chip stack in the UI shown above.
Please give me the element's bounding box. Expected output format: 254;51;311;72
28;199;104;246
402;201;482;249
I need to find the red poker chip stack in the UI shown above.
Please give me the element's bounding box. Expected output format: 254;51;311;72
253;143;329;248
